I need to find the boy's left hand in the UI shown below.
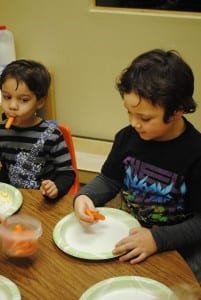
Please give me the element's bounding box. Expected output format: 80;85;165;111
112;227;157;264
40;180;58;199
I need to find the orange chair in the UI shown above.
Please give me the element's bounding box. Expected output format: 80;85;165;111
58;124;80;195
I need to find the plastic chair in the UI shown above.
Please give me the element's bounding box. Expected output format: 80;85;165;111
58;124;80;195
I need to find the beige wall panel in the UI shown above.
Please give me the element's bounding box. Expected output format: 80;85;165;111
0;1;201;140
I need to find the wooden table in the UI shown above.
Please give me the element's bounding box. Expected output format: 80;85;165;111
0;189;200;299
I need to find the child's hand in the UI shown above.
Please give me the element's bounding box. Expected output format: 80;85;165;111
112;227;157;263
74;195;98;225
40;180;58;200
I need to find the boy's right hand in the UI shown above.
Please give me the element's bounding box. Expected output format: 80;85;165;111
74;195;98;225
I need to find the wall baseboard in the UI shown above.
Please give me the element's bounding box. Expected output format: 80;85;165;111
73;136;112;184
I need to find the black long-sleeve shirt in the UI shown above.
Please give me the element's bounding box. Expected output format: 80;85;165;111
75;118;201;282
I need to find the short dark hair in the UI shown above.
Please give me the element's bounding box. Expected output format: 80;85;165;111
116;49;196;122
0;59;51;100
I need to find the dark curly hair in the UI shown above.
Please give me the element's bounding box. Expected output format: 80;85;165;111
0;59;51;100
116;49;196;122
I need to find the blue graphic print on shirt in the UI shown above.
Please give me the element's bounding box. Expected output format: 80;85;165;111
121;156;187;225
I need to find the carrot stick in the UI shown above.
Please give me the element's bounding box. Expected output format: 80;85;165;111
93;212;105;221
85;208;105;221
14;224;23;232
85;208;95;219
5;116;15;129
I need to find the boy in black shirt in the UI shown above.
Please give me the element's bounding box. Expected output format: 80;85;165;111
74;49;201;283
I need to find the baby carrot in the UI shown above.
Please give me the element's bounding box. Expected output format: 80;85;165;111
85;208;105;221
85;208;95;219
93;212;105;221
14;224;23;232
5;116;15;129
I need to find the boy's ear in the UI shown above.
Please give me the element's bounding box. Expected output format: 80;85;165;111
168;109;184;122
173;109;184;120
36;97;46;110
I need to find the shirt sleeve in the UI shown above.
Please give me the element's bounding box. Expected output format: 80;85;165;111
46;127;76;199
55;170;75;198
151;214;201;251
0;162;9;183
74;173;122;206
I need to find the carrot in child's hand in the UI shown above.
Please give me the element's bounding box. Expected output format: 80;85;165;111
93;211;105;220
85;208;105;221
85;208;95;219
5;116;15;129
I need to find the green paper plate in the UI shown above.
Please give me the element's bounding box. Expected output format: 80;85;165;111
53;207;140;260
0;275;21;300
79;276;178;300
0;183;23;216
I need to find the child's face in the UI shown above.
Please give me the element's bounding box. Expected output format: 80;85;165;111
123;92;183;141
1;77;45;127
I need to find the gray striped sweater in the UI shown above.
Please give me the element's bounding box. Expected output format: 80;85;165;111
0;120;75;198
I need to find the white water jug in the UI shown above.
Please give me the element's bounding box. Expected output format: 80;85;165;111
0;25;16;75
0;25;16;103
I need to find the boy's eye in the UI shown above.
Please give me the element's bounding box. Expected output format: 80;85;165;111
20;98;29;102
141;118;151;122
2;94;11;100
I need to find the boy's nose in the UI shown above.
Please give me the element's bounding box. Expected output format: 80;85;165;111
9;99;18;110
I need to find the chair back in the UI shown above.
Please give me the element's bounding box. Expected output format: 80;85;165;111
58;124;80;195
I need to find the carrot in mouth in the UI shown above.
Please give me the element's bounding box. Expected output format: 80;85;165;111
5;116;15;129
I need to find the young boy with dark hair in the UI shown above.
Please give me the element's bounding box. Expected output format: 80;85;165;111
74;49;201;283
0;59;75;200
